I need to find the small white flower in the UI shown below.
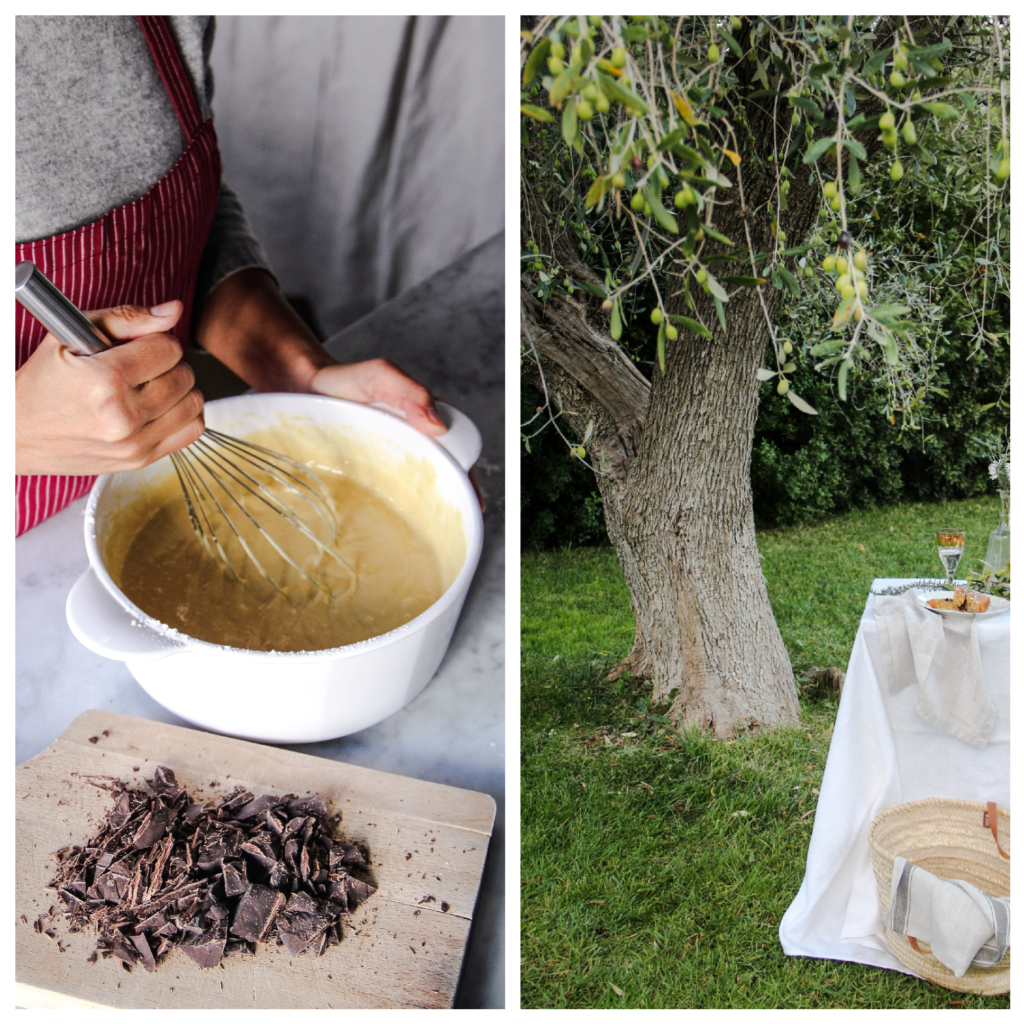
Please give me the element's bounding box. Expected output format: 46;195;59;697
989;461;999;481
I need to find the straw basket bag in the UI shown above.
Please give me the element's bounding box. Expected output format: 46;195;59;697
867;798;1010;995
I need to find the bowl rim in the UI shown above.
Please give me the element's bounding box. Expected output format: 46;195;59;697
83;394;484;661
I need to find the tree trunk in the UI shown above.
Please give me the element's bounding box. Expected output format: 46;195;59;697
611;287;800;736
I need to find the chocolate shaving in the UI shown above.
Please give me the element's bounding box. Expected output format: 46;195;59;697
49;767;375;974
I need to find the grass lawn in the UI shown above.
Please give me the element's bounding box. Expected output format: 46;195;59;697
521;497;1007;1009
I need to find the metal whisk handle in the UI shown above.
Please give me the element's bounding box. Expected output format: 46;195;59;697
15;261;111;355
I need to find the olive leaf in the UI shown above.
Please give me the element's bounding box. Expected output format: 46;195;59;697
521;104;554;123
787;391;819;415
522;38;551;88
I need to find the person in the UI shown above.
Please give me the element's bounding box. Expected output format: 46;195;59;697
15;15;445;536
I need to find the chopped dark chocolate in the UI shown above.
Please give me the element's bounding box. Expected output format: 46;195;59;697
131;932;157;973
230;885;286;943
181;934;226;970
221;862;250;898
108;793;132;831
48;767;375;974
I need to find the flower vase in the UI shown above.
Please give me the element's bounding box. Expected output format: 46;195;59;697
983;489;1010;573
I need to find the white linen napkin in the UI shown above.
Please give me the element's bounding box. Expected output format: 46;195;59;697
884;855;1011;977
872;589;994;748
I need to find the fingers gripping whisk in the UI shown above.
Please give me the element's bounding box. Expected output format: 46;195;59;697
15;261;354;597
170;431;357;597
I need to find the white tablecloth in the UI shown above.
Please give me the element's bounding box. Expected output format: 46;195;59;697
779;579;1010;973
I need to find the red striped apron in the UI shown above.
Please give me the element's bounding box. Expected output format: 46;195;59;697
15;15;221;536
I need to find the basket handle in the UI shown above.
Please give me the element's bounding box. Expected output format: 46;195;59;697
984;801;1010;860
908;936;930;955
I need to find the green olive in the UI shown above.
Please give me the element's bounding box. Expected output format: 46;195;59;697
891;160;904;181
879;110;895;131
651;307;664;325
708;43;720;63
854;250;868;271
665;324;678;341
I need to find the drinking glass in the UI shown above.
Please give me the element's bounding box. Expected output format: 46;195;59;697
936;528;966;585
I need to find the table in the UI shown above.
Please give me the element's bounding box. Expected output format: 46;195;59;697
779;579;1010;974
15;231;505;1008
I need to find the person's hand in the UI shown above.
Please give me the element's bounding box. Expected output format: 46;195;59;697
309;359;447;437
16;301;205;476
196;269;447;438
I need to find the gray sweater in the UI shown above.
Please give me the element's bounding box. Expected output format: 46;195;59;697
15;15;272;308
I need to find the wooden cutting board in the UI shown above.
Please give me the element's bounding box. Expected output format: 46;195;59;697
16;710;495;1009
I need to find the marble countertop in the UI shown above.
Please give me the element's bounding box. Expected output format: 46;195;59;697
15;231;505;1008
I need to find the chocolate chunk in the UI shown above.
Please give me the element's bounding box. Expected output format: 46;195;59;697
109;931;140;970
230;885;286;944
340;845;367;869
348;878;376;911
131;932;157;973
152;766;183;803
133;912;167;934
198;832;240;872
287;797;327;818
328;877;349;906
132;806;170;849
285;892;318;914
267;861;289;889
181;935;226;969
239;842;277;874
235;795;278;820
222;862;250;898
108;792;132;831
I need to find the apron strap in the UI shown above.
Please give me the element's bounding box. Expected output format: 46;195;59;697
136;16;205;142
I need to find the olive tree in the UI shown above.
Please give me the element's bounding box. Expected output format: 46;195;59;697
520;15;1009;736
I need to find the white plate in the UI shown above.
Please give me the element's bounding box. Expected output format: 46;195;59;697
916;589;1011;619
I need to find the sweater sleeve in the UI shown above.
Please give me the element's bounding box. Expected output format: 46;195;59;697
193;180;278;315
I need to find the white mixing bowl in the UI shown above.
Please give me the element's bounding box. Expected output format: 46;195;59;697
66;393;483;743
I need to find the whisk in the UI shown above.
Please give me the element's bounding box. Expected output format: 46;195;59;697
15;261;356;597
